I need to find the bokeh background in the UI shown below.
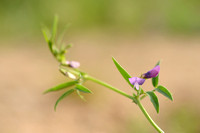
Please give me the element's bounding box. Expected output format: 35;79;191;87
1;0;200;133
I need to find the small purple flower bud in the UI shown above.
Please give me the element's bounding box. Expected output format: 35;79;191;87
142;65;160;79
66;61;80;68
129;77;145;90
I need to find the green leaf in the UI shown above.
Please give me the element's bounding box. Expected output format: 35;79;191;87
57;23;71;46
152;75;159;87
54;89;75;111
51;15;58;42
76;84;92;93
156;85;173;101
43;80;78;94
146;91;159;113
112;57;133;87
41;26;51;43
152;61;160;87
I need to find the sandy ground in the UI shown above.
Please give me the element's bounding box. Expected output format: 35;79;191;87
1;35;200;133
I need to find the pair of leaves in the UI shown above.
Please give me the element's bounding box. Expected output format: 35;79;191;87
147;85;173;113
52;83;92;111
148;61;173;113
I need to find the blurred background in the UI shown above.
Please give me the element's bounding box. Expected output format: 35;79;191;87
1;0;200;132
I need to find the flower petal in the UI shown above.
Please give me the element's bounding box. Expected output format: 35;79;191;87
142;65;160;78
129;77;145;88
66;61;80;68
137;78;145;85
129;77;137;85
134;82;140;90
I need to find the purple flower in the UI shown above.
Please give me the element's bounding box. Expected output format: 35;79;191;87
129;77;145;90
141;65;160;79
66;61;80;68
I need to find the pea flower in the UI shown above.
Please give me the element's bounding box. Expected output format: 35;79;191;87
141;65;160;79
66;61;80;68
129;77;145;90
129;65;160;90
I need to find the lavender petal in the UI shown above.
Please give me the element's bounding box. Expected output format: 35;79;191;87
129;77;137;85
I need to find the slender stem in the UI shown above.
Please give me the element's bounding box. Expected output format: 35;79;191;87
136;97;164;133
85;75;134;100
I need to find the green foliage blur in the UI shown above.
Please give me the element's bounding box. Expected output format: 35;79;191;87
1;0;200;38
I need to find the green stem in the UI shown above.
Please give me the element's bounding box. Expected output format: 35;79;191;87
85;75;134;100
136;97;164;133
